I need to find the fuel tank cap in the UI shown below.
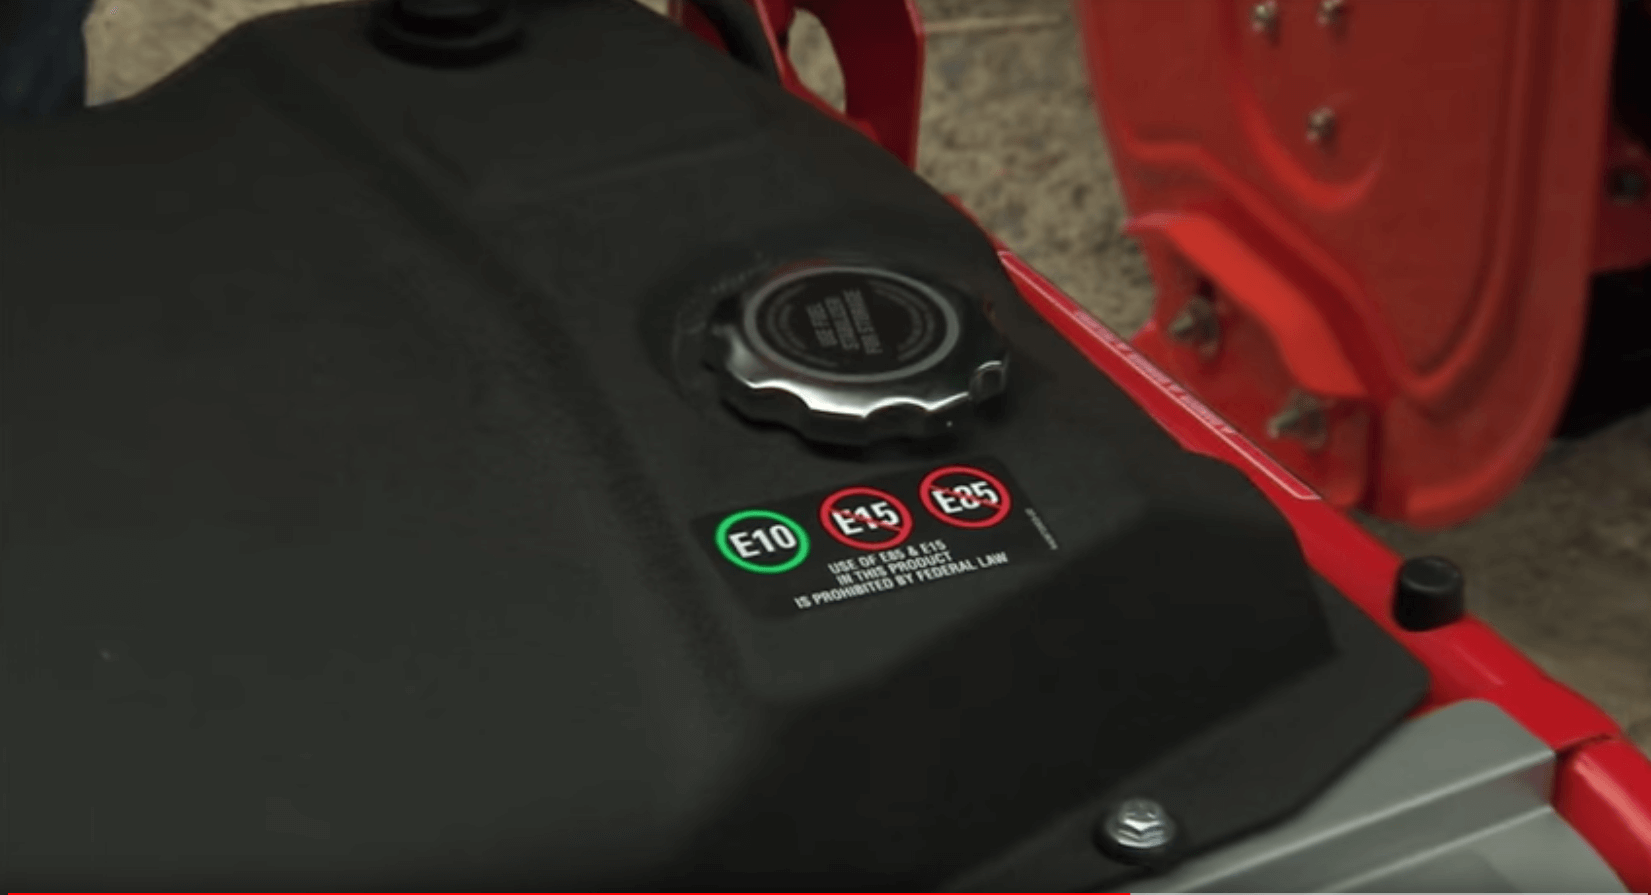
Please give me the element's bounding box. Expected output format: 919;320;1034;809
706;264;1008;445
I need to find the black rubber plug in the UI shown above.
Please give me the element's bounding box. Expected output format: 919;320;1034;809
1393;556;1466;632
369;0;523;68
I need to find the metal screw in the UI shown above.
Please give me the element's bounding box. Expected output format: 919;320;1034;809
1249;0;1279;35
1306;106;1337;144
1608;167;1647;205
1101;798;1178;854
1317;0;1347;26
1266;390;1329;450
1166;294;1221;359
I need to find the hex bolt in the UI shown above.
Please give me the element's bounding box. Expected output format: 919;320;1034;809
1306;106;1337;144
1608;167;1647;205
1097;797;1178;862
1250;0;1279;35
1266;390;1329;450
1318;0;1347;26
1166;294;1221;359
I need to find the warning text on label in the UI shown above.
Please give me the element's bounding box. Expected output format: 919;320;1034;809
792;537;1011;610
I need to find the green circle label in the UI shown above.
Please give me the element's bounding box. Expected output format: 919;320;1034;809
715;509;810;574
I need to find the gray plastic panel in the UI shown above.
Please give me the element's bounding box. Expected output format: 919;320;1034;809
1132;700;1626;893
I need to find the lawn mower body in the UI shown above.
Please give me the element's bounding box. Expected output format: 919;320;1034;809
0;0;1647;891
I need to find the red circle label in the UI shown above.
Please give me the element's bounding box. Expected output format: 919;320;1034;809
919;466;1012;528
819;487;913;550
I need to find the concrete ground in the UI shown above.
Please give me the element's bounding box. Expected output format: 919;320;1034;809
81;0;1648;754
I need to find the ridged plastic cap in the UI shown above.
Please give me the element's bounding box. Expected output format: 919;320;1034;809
1393;555;1467;632
707;264;1008;446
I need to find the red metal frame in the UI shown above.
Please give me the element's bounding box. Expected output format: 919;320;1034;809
1074;0;1646;529
668;0;924;168
670;4;1651;889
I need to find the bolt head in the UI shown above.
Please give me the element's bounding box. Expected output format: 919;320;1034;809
1166;295;1221;358
1306;106;1337;144
1266;390;1329;450
1103;797;1177;851
1250;0;1279;34
1318;0;1347;26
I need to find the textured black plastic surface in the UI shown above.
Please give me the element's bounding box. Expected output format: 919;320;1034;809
0;1;1428;889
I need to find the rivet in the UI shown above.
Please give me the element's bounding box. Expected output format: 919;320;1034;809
1250;1;1280;35
1306;106;1337;144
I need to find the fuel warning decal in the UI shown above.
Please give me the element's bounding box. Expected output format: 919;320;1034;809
819;486;912;550
695;457;1059;615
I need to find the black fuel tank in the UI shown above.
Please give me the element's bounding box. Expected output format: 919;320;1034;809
0;1;1425;889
